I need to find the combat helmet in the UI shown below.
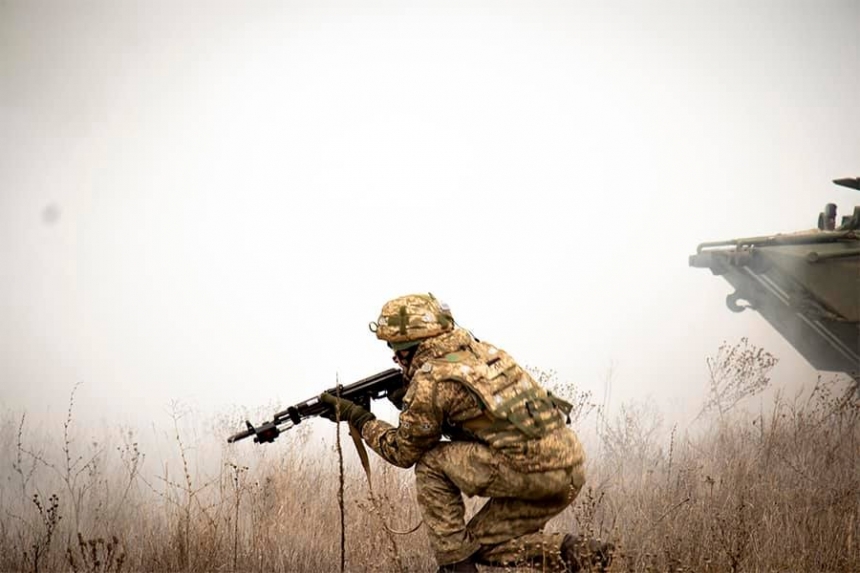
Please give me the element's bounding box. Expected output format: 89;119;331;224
369;293;454;350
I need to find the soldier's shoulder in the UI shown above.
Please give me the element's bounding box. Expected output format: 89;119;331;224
423;351;482;379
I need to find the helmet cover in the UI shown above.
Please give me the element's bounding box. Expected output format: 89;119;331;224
369;293;454;350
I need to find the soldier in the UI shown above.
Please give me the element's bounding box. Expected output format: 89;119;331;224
319;293;612;572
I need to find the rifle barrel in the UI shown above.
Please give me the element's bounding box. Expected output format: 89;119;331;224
227;368;404;444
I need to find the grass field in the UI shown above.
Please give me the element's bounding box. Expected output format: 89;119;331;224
2;347;858;572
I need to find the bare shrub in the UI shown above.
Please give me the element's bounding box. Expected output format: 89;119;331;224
700;337;778;419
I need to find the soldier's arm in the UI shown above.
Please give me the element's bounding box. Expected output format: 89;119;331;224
361;372;444;468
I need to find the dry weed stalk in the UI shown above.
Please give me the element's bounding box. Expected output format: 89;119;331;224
700;337;777;419
334;377;347;573
20;492;62;573
12;415;39;500
66;532;126;573
224;461;248;572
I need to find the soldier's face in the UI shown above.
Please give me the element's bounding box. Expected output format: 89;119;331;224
392;349;411;369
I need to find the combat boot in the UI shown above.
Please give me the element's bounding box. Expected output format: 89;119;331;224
437;557;479;573
560;534;613;572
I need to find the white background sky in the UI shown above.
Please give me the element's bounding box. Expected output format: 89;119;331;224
2;0;859;435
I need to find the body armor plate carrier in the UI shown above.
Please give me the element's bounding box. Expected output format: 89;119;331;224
430;340;571;439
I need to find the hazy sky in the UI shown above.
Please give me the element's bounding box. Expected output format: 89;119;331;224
2;0;859;432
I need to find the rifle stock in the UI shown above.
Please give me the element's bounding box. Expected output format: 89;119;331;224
227;368;404;444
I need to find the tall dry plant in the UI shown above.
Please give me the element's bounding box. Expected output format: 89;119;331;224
699;337;777;420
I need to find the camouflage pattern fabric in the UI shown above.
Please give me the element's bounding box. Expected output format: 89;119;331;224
361;328;586;567
415;440;584;568
421;334;569;449
370;293;454;348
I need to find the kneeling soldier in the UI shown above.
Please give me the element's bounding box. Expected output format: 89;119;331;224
319;293;613;572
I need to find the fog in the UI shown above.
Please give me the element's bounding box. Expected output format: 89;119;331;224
2;0;859;440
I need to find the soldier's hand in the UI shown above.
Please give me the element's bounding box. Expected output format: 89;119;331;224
318;393;376;432
387;385;408;411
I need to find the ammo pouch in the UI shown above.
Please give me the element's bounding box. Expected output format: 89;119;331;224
547;392;574;424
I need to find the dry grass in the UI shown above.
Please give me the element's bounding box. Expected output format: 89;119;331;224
587;376;860;572
1;350;858;572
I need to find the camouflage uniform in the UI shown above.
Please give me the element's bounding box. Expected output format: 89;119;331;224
362;327;586;569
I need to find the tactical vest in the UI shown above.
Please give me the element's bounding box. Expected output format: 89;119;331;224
429;340;570;439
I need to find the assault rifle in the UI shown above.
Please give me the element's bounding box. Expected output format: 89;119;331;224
226;368;404;444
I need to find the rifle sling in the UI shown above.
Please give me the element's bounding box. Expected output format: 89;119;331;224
347;423;422;536
348;423;373;489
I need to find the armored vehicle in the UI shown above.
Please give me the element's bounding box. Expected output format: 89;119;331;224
689;178;860;379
